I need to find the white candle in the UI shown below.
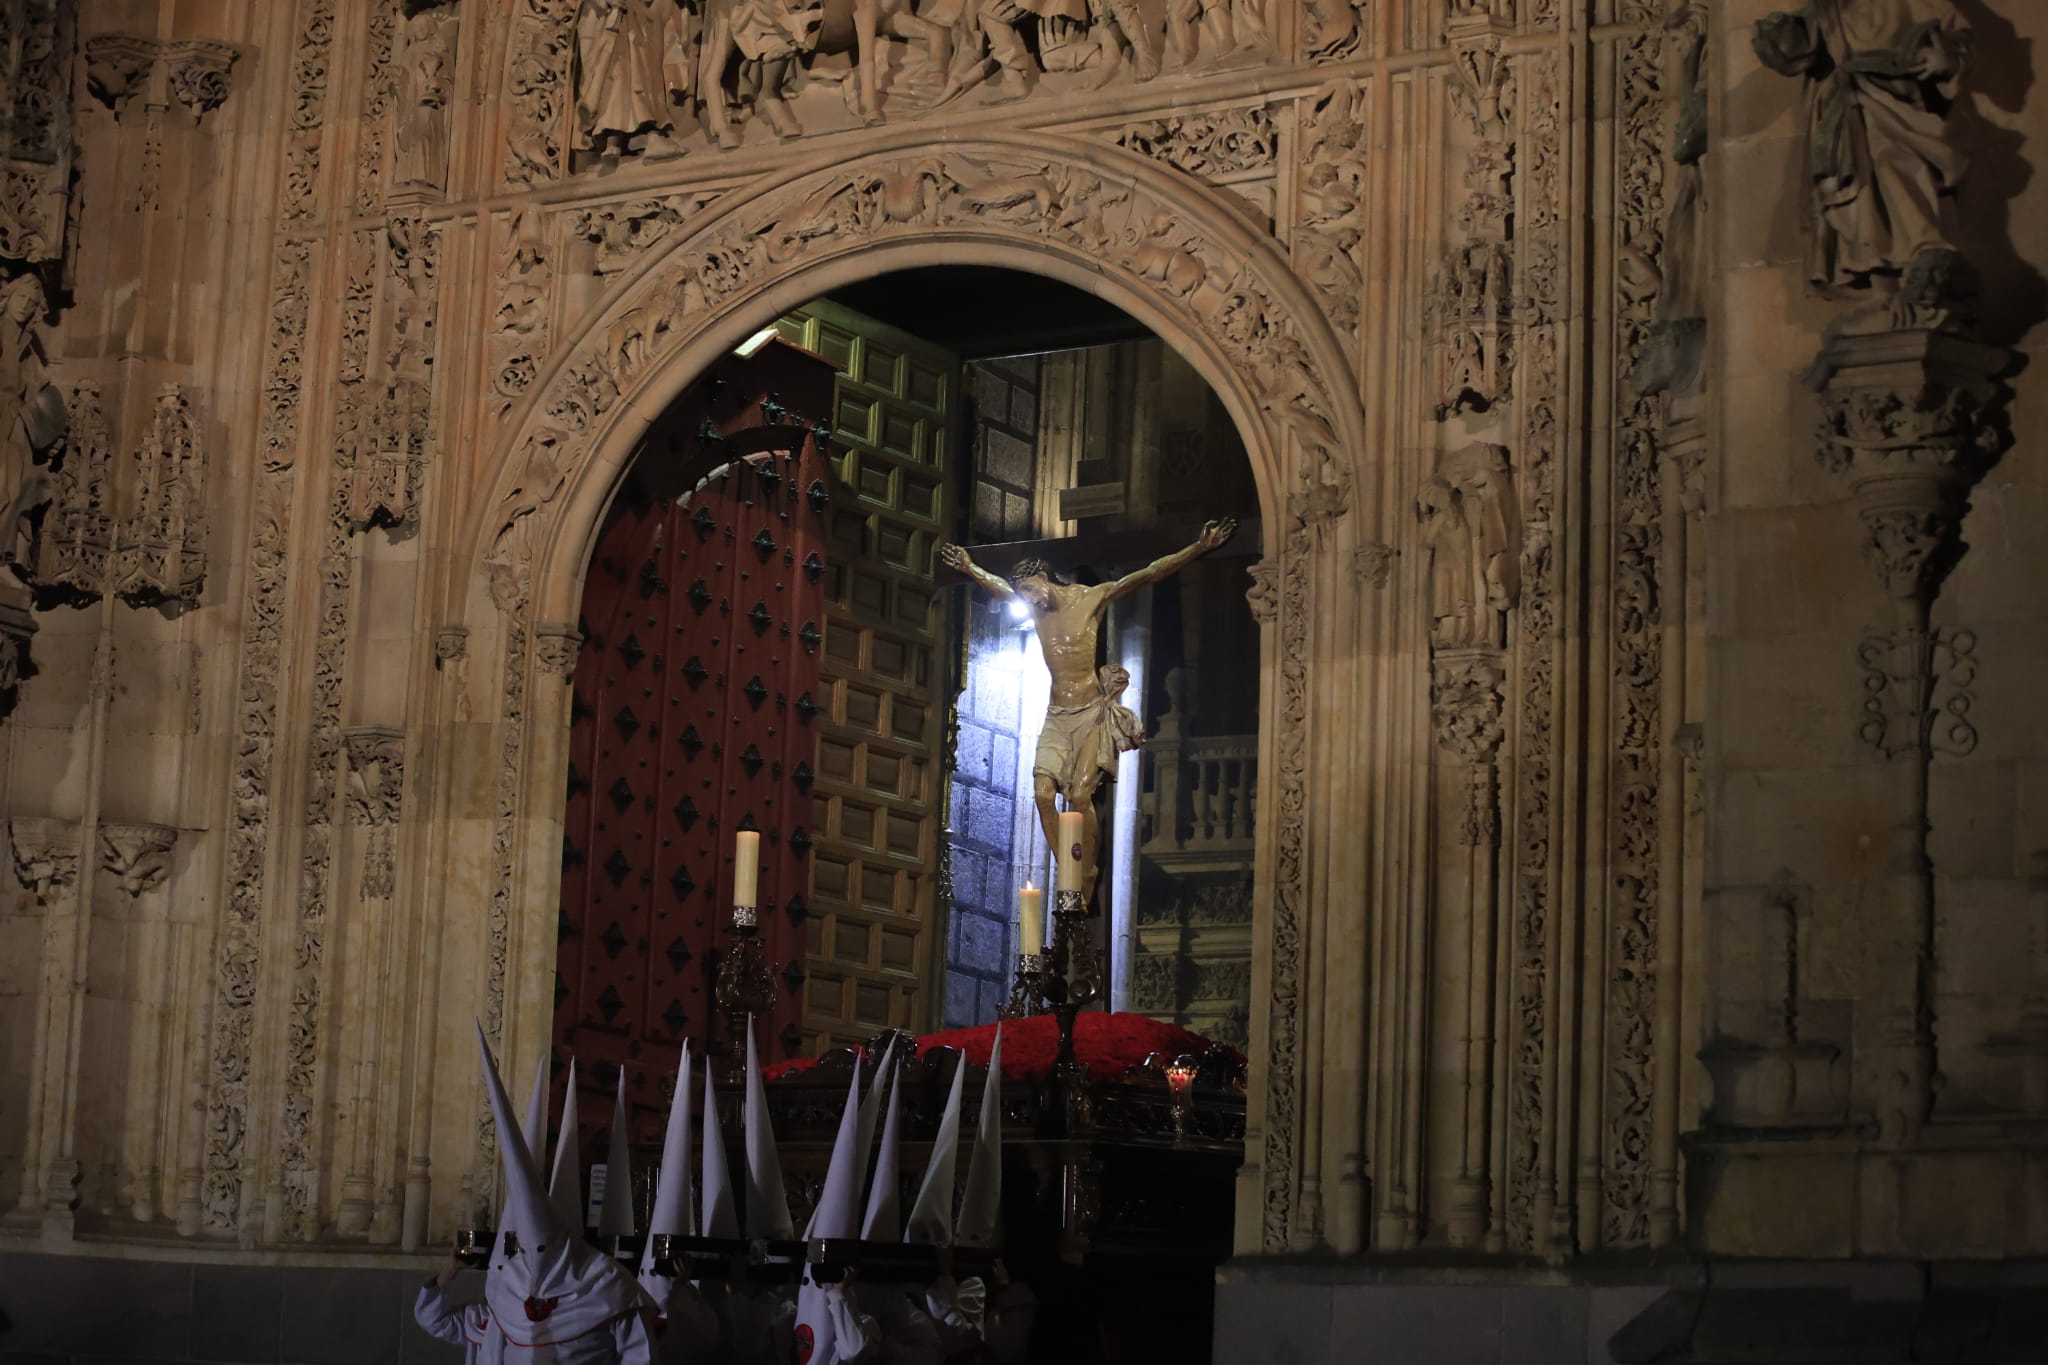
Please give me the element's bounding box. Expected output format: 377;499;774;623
734;830;760;908
1056;811;1084;892
1018;884;1043;953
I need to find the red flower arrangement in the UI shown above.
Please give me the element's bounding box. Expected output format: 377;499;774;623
762;1012;1239;1083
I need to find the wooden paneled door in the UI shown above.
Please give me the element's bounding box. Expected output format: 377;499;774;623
772;301;961;1053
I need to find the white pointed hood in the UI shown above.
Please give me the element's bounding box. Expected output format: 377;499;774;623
597;1067;636;1239
861;1055;905;1240
742;1019;793;1239
853;1038;896;1193
700;1062;738;1238
795;1065;867;1365
550;1058;585;1234
638;1043;695;1300
904;1050;967;1246
520;1053;551;1176
474;1023;638;1343
498;1051;549;1230
957;1027;1004;1248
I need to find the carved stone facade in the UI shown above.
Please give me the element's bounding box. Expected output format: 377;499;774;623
0;1;2044;1360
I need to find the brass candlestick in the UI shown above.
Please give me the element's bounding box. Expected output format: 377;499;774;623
997;951;1045;1020
1044;889;1100;1088
715;903;774;1081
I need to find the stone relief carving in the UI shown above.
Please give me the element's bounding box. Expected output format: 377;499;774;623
85;34;240;118
283;0;338;220
491;210;552;423
1114;106;1276;180
1633;1;1705;401
1505;45;1561;1258
572;193;713;274
1352;541;1393;588
345;727;406;899
574;0;692;162
1602;15;1670;1248
8;816;80;906
505;0;580;184
434;624;469;665
395;3;459;192
485;142;1351;594
1753;0;1970;318
353;4;399;212
99;823;177;900
1;1;77;267
1244;560;1276;622
1417;443;1517;652
534;622;586;675
355;216;440;532
1296;82;1366;340
0;271;62;570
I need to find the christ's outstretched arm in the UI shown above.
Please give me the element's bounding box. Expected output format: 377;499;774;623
937;542;1017;599
1102;517;1236;601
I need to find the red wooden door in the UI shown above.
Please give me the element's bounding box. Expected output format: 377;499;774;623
556;341;836;1174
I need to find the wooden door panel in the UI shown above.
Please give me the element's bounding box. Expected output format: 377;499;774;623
773;301;959;1052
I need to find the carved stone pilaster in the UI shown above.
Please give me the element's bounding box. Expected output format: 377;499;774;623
98;823;177;900
344;728;405;900
8;817;80;905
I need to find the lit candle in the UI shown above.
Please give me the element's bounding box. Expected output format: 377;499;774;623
1018;884;1043;953
733;830;760;909
1056;811;1084;892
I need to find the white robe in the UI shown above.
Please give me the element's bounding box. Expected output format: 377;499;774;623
424;1269;658;1363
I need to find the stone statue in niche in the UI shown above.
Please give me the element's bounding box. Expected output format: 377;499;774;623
1635;2;1708;398
938;519;1235;900
0;273;65;571
395;3;458;191
1752;0;1971;316
575;0;693;162
1418;443;1517;652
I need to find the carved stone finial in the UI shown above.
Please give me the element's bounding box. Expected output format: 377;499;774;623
99;822;178;899
8;817;81;906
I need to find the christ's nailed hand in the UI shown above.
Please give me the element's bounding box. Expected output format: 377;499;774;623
1198;517;1237;551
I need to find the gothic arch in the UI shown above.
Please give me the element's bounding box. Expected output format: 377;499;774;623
463;127;1366;622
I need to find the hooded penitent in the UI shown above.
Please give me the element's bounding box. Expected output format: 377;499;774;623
808;1039;895;1240
550;1058;585;1235
860;1053;905;1241
596;1067;636;1241
700;1062;738;1239
794;1064;871;1365
637;1042;695;1302
741;1019;793;1240
474;1023;642;1348
904;1048;968;1247
956;1026;1004;1249
498;1052;550;1231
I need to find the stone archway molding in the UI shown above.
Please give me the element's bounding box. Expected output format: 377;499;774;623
467;126;1365;617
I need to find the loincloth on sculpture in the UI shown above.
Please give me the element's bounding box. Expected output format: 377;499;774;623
1032;692;1143;799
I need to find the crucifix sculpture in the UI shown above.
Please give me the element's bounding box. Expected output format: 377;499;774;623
939;517;1235;905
